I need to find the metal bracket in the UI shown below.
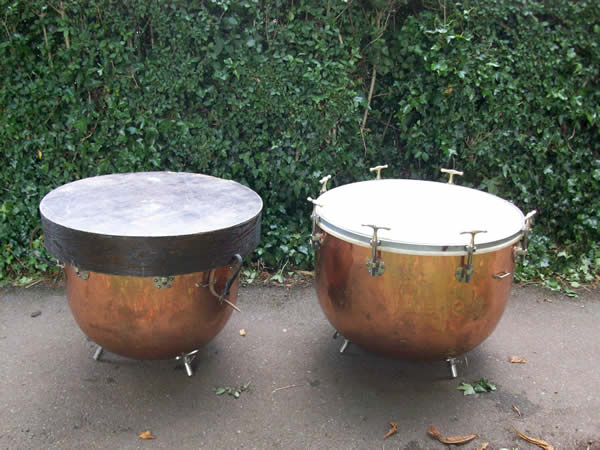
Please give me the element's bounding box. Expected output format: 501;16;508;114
513;210;537;262
369;164;388;180
455;230;487;283
362;224;391;277
74;267;90;280
153;276;174;289
441;168;464;184
307;197;324;249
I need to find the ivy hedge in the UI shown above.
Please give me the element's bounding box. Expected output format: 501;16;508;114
1;0;599;291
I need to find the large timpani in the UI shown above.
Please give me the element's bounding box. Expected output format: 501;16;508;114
40;172;262;374
310;174;534;374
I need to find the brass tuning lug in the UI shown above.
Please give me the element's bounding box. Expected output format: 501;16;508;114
441;168;464;184
456;230;487;283
362;224;391;276
369;165;388;180
513;210;537;261
307;197;324;249
319;175;332;193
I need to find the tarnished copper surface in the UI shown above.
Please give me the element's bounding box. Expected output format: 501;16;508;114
315;233;515;360
65;264;239;360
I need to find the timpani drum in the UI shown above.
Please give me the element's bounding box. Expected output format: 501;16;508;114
39;172;262;371
310;171;534;367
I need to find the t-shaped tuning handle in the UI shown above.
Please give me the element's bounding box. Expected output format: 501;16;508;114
369;165;388;180
455;229;488;283
361;224;391;277
319;175;332;193
441;168;464;184
460;229;487;250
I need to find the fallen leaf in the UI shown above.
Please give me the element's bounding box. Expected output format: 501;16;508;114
457;378;496;395
427;425;478;445
239;329;246;336
457;382;476;396
509;355;527;363
477;442;489;450
139;431;155;440
514;427;554;450
384;422;398;439
512;405;522;416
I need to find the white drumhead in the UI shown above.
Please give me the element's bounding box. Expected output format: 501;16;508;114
315;179;525;255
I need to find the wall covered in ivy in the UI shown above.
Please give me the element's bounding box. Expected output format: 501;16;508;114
1;0;598;290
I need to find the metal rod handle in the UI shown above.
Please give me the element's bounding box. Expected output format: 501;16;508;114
493;271;512;279
441;168;464;184
200;254;243;312
369;165;388;180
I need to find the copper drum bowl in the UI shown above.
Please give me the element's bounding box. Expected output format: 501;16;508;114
310;178;534;361
40;172;262;360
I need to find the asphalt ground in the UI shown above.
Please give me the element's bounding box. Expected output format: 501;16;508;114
1;282;599;449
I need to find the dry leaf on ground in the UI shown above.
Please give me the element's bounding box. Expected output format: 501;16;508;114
239;329;246;336
514;427;554;450
509;355;527;363
512;405;522;416
427;425;478;445
384;422;399;439
477;443;489;450
139;430;155;440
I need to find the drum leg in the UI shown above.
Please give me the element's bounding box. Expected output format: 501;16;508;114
333;331;351;353
447;358;458;378
339;339;351;353
175;350;199;377
93;345;104;361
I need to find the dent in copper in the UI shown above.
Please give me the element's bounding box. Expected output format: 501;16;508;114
315;233;515;360
65;264;239;360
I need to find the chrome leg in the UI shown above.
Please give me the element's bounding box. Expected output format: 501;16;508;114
339;339;351;353
447;357;458;378
175;350;199;377
332;331;351;353
93;346;103;361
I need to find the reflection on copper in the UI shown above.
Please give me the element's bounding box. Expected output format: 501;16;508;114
65;264;239;360
315;233;515;360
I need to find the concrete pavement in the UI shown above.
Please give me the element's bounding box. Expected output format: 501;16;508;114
1;281;599;449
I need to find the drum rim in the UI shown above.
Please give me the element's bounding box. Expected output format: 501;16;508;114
315;179;525;256
39;171;263;276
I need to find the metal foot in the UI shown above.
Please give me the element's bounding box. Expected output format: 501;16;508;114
175;350;199;377
447;358;458;378
93;346;104;361
332;331;350;353
339;339;350;353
